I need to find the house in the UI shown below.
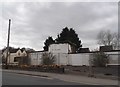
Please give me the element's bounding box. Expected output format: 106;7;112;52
2;48;27;65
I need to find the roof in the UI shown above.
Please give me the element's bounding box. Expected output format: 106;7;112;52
77;48;90;53
3;47;26;53
20;48;26;52
9;48;19;53
28;50;46;53
99;45;113;52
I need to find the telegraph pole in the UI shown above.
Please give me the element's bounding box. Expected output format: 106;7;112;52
5;19;11;69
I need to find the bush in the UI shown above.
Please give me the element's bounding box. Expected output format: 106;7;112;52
41;52;56;65
91;52;109;67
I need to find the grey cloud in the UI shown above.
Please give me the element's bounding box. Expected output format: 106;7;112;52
1;2;118;50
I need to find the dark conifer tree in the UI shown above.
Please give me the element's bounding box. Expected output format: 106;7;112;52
43;36;55;51
55;27;82;52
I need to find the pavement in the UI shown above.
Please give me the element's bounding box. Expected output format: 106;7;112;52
2;69;119;86
65;70;119;80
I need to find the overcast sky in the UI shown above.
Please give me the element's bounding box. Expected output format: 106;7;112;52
0;1;118;51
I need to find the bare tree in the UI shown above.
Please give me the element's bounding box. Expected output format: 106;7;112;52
112;33;120;50
97;30;119;50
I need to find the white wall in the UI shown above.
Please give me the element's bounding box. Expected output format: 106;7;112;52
54;53;90;66
55;52;119;66
29;51;50;65
29;52;69;65
69;53;90;66
105;52;119;65
29;52;43;65
29;50;120;66
53;53;69;65
88;52;119;66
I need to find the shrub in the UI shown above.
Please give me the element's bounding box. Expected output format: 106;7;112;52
41;52;56;65
91;52;109;67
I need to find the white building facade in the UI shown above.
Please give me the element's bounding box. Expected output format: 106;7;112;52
49;43;72;53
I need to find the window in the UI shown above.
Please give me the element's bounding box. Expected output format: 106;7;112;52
14;57;20;62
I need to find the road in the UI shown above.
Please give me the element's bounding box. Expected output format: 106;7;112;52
2;71;81;85
2;71;119;87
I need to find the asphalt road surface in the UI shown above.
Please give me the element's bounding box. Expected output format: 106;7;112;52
2;71;118;87
2;71;81;85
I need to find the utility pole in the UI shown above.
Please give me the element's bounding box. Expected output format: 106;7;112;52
5;19;11;69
